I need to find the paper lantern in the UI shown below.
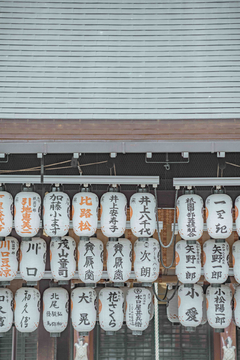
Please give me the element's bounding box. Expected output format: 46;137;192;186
130;192;156;238
43;287;69;335
106;239;132;283
235;196;240;236
203;240;229;284
50;236;76;281
71;287;97;333
177;194;204;240
20;237;46;282
175;240;201;284
99;288;124;332
100;191;127;238
72;191;99;237
233;240;240;283
125;288;152;334
234;285;240;327
178;284;203;329
206;193;232;239
167;289;180;324
206;285;232;330
15;287;40;333
0;288;13;333
134;238;160;283
14;191;41;237
43;191;70;237
0;237;19;281
0;191;13;238
78;238;103;284
201;294;208;325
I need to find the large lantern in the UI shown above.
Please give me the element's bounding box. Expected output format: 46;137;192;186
134;238;160;283
99;288;124;333
175;240;201;284
20;237;46;282
50;236;76;281
166;288;180;324
43;188;70;237
14;189;41;238
203;239;229;284
43;287;69;336
125;287;152;335
0;189;13;238
106;239;132;283
71;287;97;334
15;287;40;333
206;193;232;239
130;190;156;238
0;237;19;281
0;288;13;334
206;285;232;331
100;189;127;238
234;285;240;327
178;284;203;330
72;189;99;237
177;193;204;240
78;238;103;284
233;240;240;283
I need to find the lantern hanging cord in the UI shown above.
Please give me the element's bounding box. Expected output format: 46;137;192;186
152;281;179;303
160;234;177;269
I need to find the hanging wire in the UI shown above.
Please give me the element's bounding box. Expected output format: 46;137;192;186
160;235;177;269
226;161;240;168
152;281;179;303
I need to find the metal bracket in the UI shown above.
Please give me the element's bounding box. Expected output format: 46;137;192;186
145;153;189;170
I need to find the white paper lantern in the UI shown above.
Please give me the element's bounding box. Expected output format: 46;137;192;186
233;240;240;283
0;191;13;238
15;287;40;333
126;288;152;334
106;239;132;283
178;284;203;328
175;240;201;284
235;196;240;236
20;237;46;282
203;240;229;284
234;285;240;327
72;191;99;237
99;288;124;332
0;288;13;333
14;191;41;238
177;194;204;240
43;191;70;237
134;238;160;283
78;238;103;284
206;193;232;239
206;285;232;330
100;191;127;238
71;287;97;333
0;237;19;281
201;294;208;325
130;192;157;238
43;287;69;335
167;289;179;324
50;236;76;281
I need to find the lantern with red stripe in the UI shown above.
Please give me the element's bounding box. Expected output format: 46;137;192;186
99;288;124;333
50;236;76;281
178;284;203;330
134;238;160;283
78;238;103;284
106;239;132;283
0;237;18;281
203;239;229;284
0;288;13;334
15;287;40;333
233;240;240;283
175;240;201;284
0;189;13;238
20;237;46;282
167;288;180;324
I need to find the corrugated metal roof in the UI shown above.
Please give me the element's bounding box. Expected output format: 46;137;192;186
0;0;240;120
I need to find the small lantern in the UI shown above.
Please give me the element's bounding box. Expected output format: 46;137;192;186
0;189;13;238
0;237;19;281
50;236;76;281
167;288;180;324
234;285;240;327
125;287;152;335
20;237;46;282
99;288;124;333
43;189;70;237
106;239;132;283
78;238;103;284
206;285;232;331
203;239;229;284
100;189;127;238
178;284;203;330
134;238;160;283
206;193;232;239
232;240;240;283
177;193;204;240
14;190;41;238
0;288;13;334
71;287;97;333
72;190;99;237
43;287;69;336
15;287;40;333
235;196;240;236
175;240;201;284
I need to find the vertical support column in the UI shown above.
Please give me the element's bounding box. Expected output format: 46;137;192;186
154;282;159;360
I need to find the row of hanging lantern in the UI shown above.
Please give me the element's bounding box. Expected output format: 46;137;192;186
0;286;153;336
